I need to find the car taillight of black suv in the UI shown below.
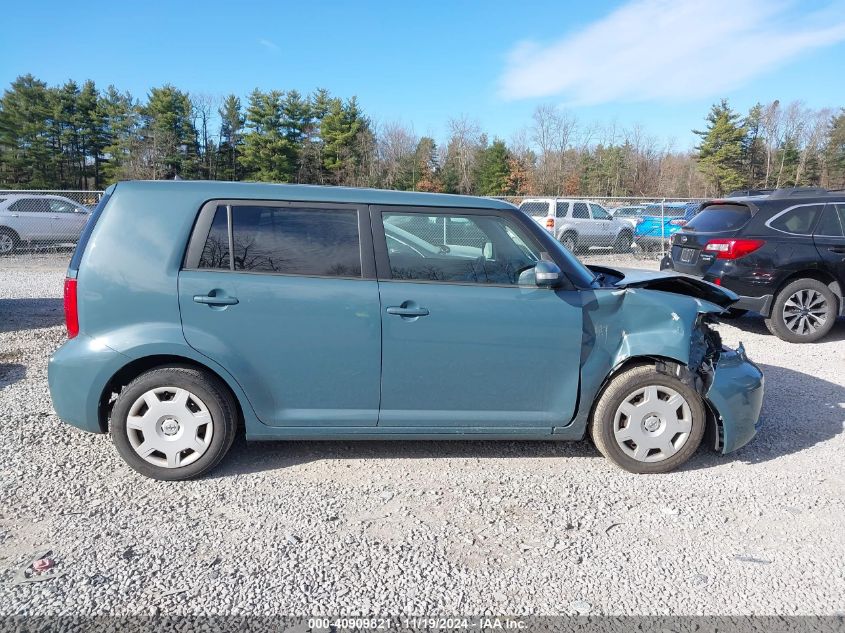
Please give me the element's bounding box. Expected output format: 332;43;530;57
661;186;845;343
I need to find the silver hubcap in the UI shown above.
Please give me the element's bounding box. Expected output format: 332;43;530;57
126;387;213;468
0;234;13;253
613;385;693;462
563;237;576;250
782;289;828;336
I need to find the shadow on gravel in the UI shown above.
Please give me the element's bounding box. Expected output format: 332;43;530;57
211;434;599;478
0;298;64;333
686;362;845;470
212;361;844;478
0;363;26;389
730;314;845;343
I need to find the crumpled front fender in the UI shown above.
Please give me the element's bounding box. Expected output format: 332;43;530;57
558;287;724;434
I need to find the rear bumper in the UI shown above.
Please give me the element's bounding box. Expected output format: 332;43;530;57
731;294;773;315
661;256;773;316
705;348;765;454
48;335;129;433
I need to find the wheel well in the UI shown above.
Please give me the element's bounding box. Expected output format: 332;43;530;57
0;226;20;240
589;354;722;450
773;269;843;305
98;354;244;433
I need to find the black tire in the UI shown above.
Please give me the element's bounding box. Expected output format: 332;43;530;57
0;228;19;255
590;364;706;474
764;278;838;343
560;232;578;252
110;365;238;480
721;308;748;319
614;231;633;253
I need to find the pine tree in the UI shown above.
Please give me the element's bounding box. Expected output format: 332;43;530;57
139;85;198;179
99;86;138;183
239;89;296;182
475;139;511;195
0;75;54;187
826;109;845;188
217;94;244;181
694;99;748;195
320;96;367;184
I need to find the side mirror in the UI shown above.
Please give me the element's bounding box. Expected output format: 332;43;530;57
535;261;562;287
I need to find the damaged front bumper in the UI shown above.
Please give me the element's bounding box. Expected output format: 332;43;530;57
704;345;765;454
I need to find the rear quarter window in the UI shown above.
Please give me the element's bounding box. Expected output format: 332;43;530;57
520;201;550;216
767;204;824;235
685;204;752;232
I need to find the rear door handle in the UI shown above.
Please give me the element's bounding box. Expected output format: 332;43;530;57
194;294;239;306
386;306;429;317
828;246;845;254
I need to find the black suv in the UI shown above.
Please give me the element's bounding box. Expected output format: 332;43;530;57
661;187;845;343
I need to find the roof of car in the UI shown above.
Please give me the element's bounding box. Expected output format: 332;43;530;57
115;180;517;211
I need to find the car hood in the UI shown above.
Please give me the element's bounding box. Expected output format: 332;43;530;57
587;265;738;309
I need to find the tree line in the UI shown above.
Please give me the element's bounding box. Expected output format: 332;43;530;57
1;73;844;197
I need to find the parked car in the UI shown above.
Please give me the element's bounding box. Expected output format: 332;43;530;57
0;194;92;254
634;202;701;251
661;187;845;343
610;205;648;227
518;198;634;252
49;181;764;479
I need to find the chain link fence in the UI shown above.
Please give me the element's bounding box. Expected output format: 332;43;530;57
0;190;705;267
0;190;103;256
489;196;707;262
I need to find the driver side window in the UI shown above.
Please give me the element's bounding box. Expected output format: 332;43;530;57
382;212;542;285
590;204;610;220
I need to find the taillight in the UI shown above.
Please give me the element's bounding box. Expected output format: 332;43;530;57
545;217;555;231
63;278;79;339
703;238;765;260
669;219;687;226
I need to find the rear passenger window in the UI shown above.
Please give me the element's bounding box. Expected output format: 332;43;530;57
768;205;824;235
814;204;845;237
572;203;589;219
555;202;569;218
196;204;362;277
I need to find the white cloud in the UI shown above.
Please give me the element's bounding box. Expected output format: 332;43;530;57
498;0;845;104
258;38;280;52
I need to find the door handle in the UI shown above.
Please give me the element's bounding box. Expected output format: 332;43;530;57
386;306;429;317
193;294;239;306
828;246;845;254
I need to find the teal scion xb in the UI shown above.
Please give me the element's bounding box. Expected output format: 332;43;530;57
48;181;764;480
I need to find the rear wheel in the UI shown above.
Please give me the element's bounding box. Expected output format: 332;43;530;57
0;228;18;255
614;231;633;253
560;232;578;252
110;366;238;480
764;278;837;343
590;364;706;474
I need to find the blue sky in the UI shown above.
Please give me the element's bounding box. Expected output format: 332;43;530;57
3;0;845;149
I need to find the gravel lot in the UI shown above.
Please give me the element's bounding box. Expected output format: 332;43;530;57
1;252;844;617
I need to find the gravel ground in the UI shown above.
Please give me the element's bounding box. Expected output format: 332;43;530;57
1;252;844;617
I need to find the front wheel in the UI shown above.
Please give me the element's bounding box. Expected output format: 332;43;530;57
764;278;837;343
110;366;238;480
590;364;706;473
